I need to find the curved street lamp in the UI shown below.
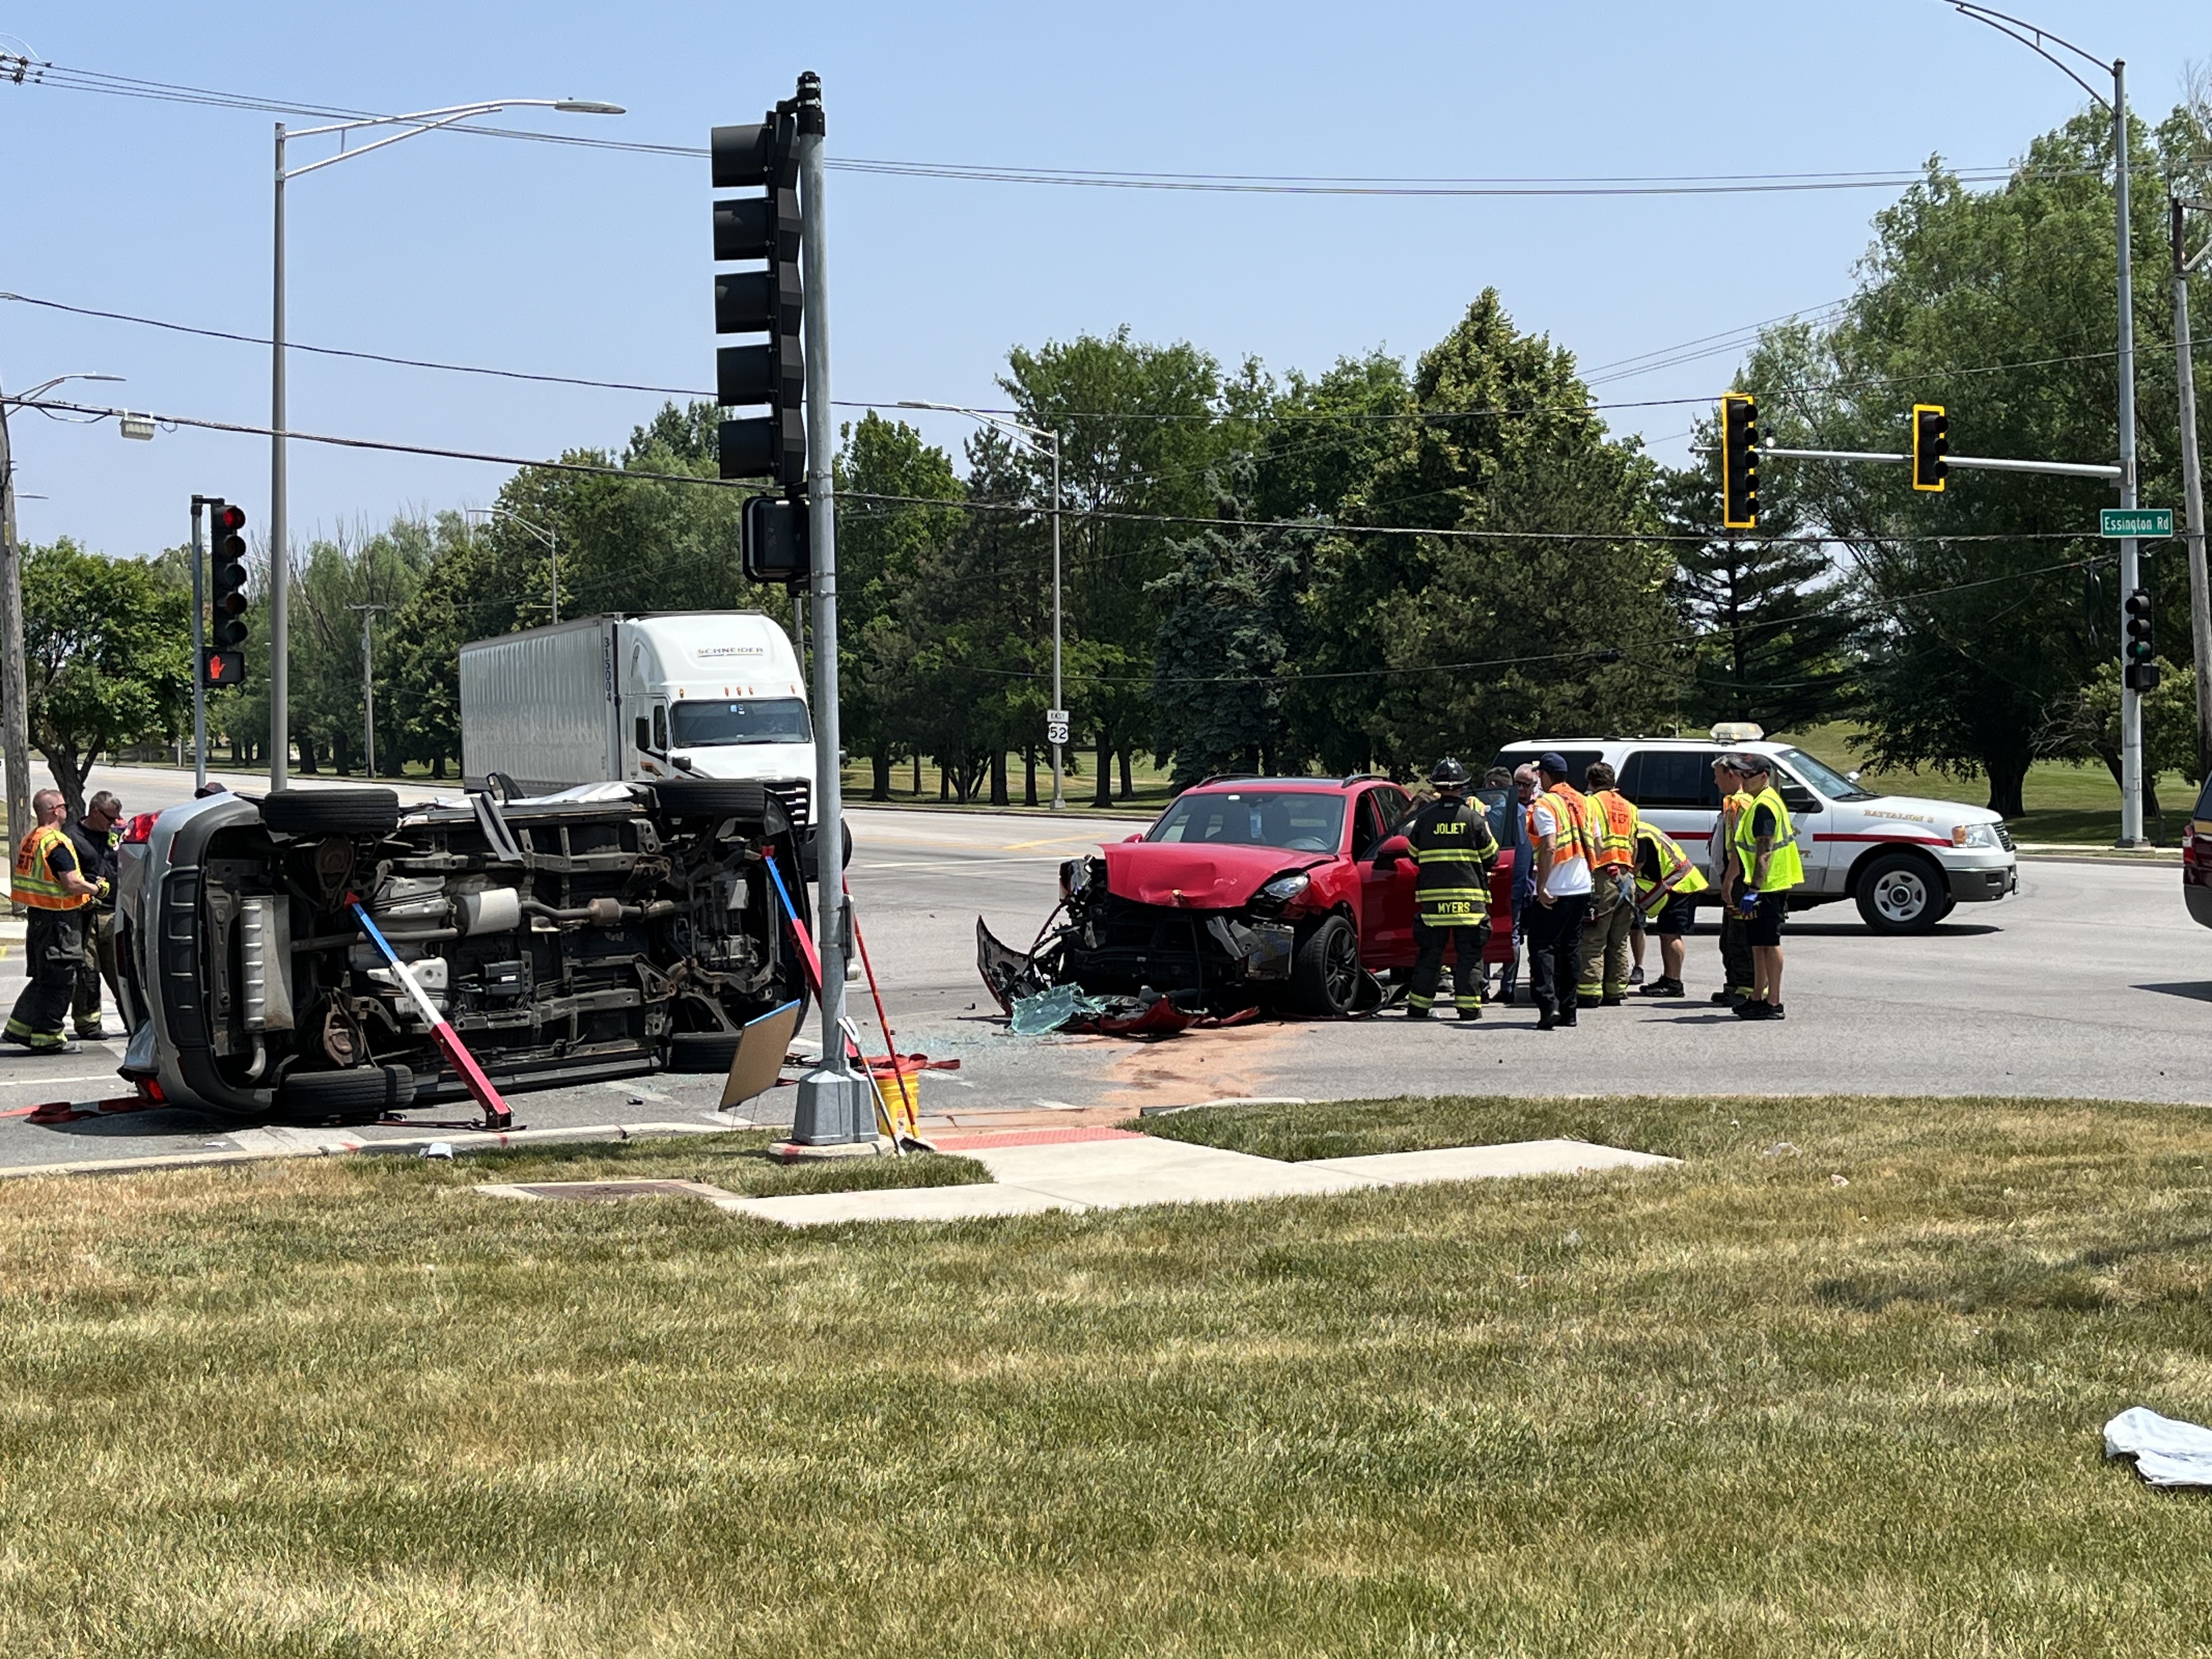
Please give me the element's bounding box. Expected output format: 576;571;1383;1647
0;369;125;847
466;505;561;622
1948;5;2145;842
268;98;623;788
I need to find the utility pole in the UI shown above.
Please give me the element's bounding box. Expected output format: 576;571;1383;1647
0;366;31;851
787;70;867;1145
2175;195;2212;775
348;602;387;776
271;121;290;793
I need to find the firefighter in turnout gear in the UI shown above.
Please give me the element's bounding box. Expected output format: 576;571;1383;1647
1577;760;1641;1005
1392;758;1499;1020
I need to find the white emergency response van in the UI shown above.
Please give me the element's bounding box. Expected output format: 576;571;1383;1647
461;612;816;825
1494;727;2017;933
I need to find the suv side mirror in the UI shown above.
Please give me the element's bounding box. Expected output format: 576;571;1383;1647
1373;833;1413;869
1780;786;1821;816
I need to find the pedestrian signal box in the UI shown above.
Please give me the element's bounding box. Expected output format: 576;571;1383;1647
1912;403;1949;492
1720;393;1758;531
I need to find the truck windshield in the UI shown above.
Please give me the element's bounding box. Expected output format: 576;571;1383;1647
1778;747;1877;802
669;698;812;748
1148;790;1346;853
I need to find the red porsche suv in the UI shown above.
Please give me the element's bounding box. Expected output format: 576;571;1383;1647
1045;775;1514;1017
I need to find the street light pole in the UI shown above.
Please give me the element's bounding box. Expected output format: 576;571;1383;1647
268;97;621;793
2113;58;2144;845
896;399;1064;807
466;506;561;622
1949;7;2142;842
0;369;126;848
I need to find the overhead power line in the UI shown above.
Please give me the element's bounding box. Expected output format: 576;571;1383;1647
0;289;2125;439
2;393;2114;551
0;54;2092;194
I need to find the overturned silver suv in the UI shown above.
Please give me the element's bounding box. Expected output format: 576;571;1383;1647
112;780;811;1121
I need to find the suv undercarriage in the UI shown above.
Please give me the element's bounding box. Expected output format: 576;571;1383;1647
115;781;811;1120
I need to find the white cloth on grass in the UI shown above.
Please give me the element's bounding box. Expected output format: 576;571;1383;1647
2103;1407;2212;1487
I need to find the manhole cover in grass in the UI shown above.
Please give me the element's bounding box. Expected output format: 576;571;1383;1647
478;1180;734;1204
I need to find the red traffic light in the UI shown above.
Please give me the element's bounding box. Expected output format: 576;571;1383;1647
213;504;245;535
202;647;245;686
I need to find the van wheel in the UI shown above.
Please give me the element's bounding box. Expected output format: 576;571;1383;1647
1855;852;1945;933
1290;915;1362;1017
276;1063;417;1122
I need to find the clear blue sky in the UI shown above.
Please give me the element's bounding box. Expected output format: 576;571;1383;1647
1;0;2205;558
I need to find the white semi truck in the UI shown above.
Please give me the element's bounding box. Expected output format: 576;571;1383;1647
461;612;817;827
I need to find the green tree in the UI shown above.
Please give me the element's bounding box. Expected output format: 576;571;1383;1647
835;414;964;798
1295;290;1682;773
1757;97;2210;817
287;518;432;775
1149;457;1318;785
999;329;1228;802
1660;397;1857;735
21;538;191;818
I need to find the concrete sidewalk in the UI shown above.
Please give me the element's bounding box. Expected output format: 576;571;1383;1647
713;1127;1675;1227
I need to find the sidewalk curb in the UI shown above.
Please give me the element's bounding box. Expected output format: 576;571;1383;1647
0;1119;737;1181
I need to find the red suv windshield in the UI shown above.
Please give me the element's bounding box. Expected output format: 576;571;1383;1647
1147;788;1346;853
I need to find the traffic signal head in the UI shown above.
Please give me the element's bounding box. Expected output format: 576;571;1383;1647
1720;393;1758;531
204;500;251;686
712;109;806;489
2123;587;2159;691
1912;403;1949;491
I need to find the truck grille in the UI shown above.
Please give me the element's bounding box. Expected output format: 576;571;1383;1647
1995;823;2015;852
766;781;811;829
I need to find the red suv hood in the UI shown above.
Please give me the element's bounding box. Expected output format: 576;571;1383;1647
1101;841;1329;909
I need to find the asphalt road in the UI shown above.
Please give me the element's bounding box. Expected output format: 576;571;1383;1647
1;776;2206;1172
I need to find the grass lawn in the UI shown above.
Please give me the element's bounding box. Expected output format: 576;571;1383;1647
8;1097;2212;1654
1780;721;2202;845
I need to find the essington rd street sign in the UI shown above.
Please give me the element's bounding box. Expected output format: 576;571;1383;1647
2101;508;2174;538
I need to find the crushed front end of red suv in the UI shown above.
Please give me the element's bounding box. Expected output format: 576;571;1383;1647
977;777;1510;1020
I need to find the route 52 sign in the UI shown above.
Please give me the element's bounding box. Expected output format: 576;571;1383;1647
1046;709;1070;747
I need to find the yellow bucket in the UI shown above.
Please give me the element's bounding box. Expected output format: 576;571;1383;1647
868;1059;923;1138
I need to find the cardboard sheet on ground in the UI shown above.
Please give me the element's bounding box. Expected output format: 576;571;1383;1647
2104;1407;2212;1487
721;999;804;1111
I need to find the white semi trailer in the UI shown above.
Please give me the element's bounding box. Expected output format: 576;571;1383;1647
461;613;817;827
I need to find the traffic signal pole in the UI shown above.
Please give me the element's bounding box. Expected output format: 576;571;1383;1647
787;71;868;1146
189;496;208;792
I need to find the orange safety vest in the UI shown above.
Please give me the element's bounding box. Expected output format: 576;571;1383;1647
12;825;89;911
1589;788;1638;873
1526;785;1598;872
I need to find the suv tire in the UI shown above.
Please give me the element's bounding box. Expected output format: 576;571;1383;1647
260;787;401;839
1855;851;1946;933
1289;913;1362;1017
276;1063;417;1121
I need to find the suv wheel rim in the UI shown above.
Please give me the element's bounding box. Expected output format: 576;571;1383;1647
1324;925;1360;1007
1873;867;1929;924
